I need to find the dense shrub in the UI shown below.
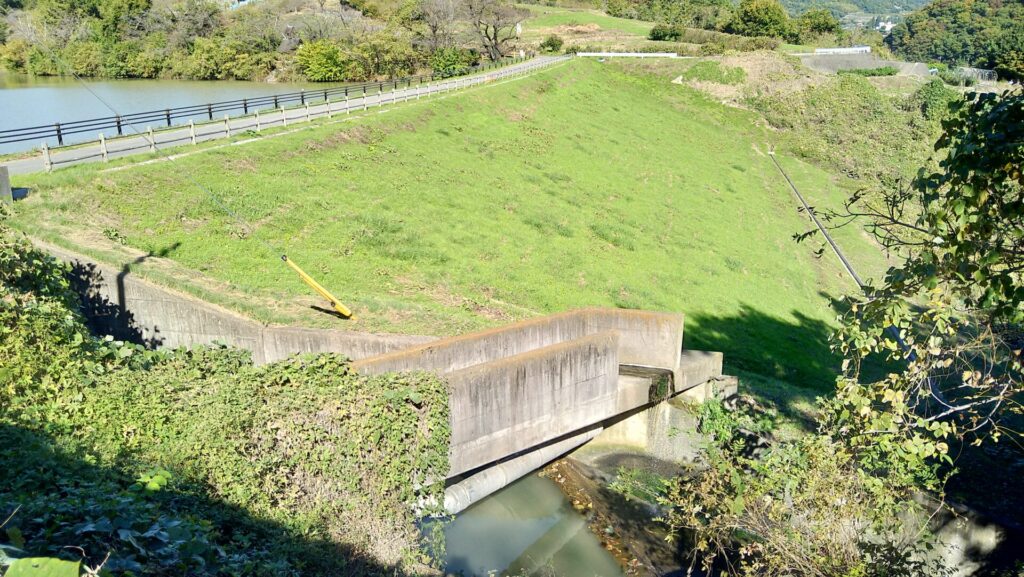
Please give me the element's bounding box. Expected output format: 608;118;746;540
887;0;1024;81
650;25;782;50
747;74;960;185
0;216;451;576
430;46;477;78
837;65;898;77
726;0;796;41
539;34;564;53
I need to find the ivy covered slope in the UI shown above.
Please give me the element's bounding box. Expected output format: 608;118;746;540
0;217;450;576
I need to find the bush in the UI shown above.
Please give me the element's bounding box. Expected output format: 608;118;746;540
837;65;898;77
539;34;564;53
655;25;781;51
0;216;452;576
648;23;681;41
295;39;350;82
911;78;959;120
430;46;476;78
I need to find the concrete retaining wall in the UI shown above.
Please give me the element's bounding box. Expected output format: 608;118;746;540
353;308;683;377
42;241;434;363
446;331;621;477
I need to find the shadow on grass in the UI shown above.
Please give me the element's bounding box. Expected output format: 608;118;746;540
686;303;838;393
0;423;416;577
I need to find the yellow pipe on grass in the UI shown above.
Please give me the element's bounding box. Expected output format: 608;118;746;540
282;255;353;319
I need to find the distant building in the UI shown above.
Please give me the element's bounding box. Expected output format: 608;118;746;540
877;21;897;33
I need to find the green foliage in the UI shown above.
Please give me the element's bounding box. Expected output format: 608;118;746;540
726;0;795;42
887;0;1024;81
648;24;781;50
608;0;734;29
295;39;350;82
795;7;839;37
837;65;898;77
0;216;452;575
429;46;476;78
832;90;1024;445
663;403;947;576
0;0;283;79
911;78;958;120
295;34;420;82
538;33;564;52
748;73;959;185
680;60;747;84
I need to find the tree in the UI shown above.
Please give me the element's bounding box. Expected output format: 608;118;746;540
661;88;1024;577
886;0;1024;81
832;90;1024;442
462;0;525;61
728;0;794;41
419;0;458;50
796;7;839;37
294;38;349;80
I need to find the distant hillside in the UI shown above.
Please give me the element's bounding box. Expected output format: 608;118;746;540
886;0;1024;80
780;0;928;17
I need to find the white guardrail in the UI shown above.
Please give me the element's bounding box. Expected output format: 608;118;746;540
575;52;685;58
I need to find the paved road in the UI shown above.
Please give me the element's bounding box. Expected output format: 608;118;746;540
4;56;569;175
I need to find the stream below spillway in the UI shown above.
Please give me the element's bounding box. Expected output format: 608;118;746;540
441;473;626;577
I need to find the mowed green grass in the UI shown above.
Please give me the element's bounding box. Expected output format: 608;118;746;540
11;59;879;389
520;4;655;39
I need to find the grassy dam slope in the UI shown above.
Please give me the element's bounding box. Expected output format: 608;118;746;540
10;58;885;389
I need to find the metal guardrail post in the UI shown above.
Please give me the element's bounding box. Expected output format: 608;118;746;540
305;102;311;122
243;98;248;114
55;123;63;146
326;98;332;119
116;116;123;136
300;89;305;105
223;115;231;137
189;120;196;144
99;133;108;162
165;109;171;127
281;107;287;127
207;104;213;120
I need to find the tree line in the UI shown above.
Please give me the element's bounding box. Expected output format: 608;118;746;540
0;0;531;82
637;0;886;48
886;0;1024;81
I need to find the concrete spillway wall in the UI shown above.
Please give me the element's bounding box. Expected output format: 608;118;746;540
353;307;684;377
42;242;435;363
446;332;621;477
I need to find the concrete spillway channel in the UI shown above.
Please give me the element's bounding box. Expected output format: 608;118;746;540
352;308;726;513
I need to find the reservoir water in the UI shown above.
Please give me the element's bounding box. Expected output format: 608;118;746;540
0;72;346;154
442;474;625;577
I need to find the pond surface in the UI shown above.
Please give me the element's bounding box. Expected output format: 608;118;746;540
442;474;625;577
0;72;343;154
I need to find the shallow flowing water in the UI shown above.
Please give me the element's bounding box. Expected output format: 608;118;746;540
442;474;625;577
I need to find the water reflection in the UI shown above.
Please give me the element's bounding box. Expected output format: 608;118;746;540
443;474;624;577
0;71;349;153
